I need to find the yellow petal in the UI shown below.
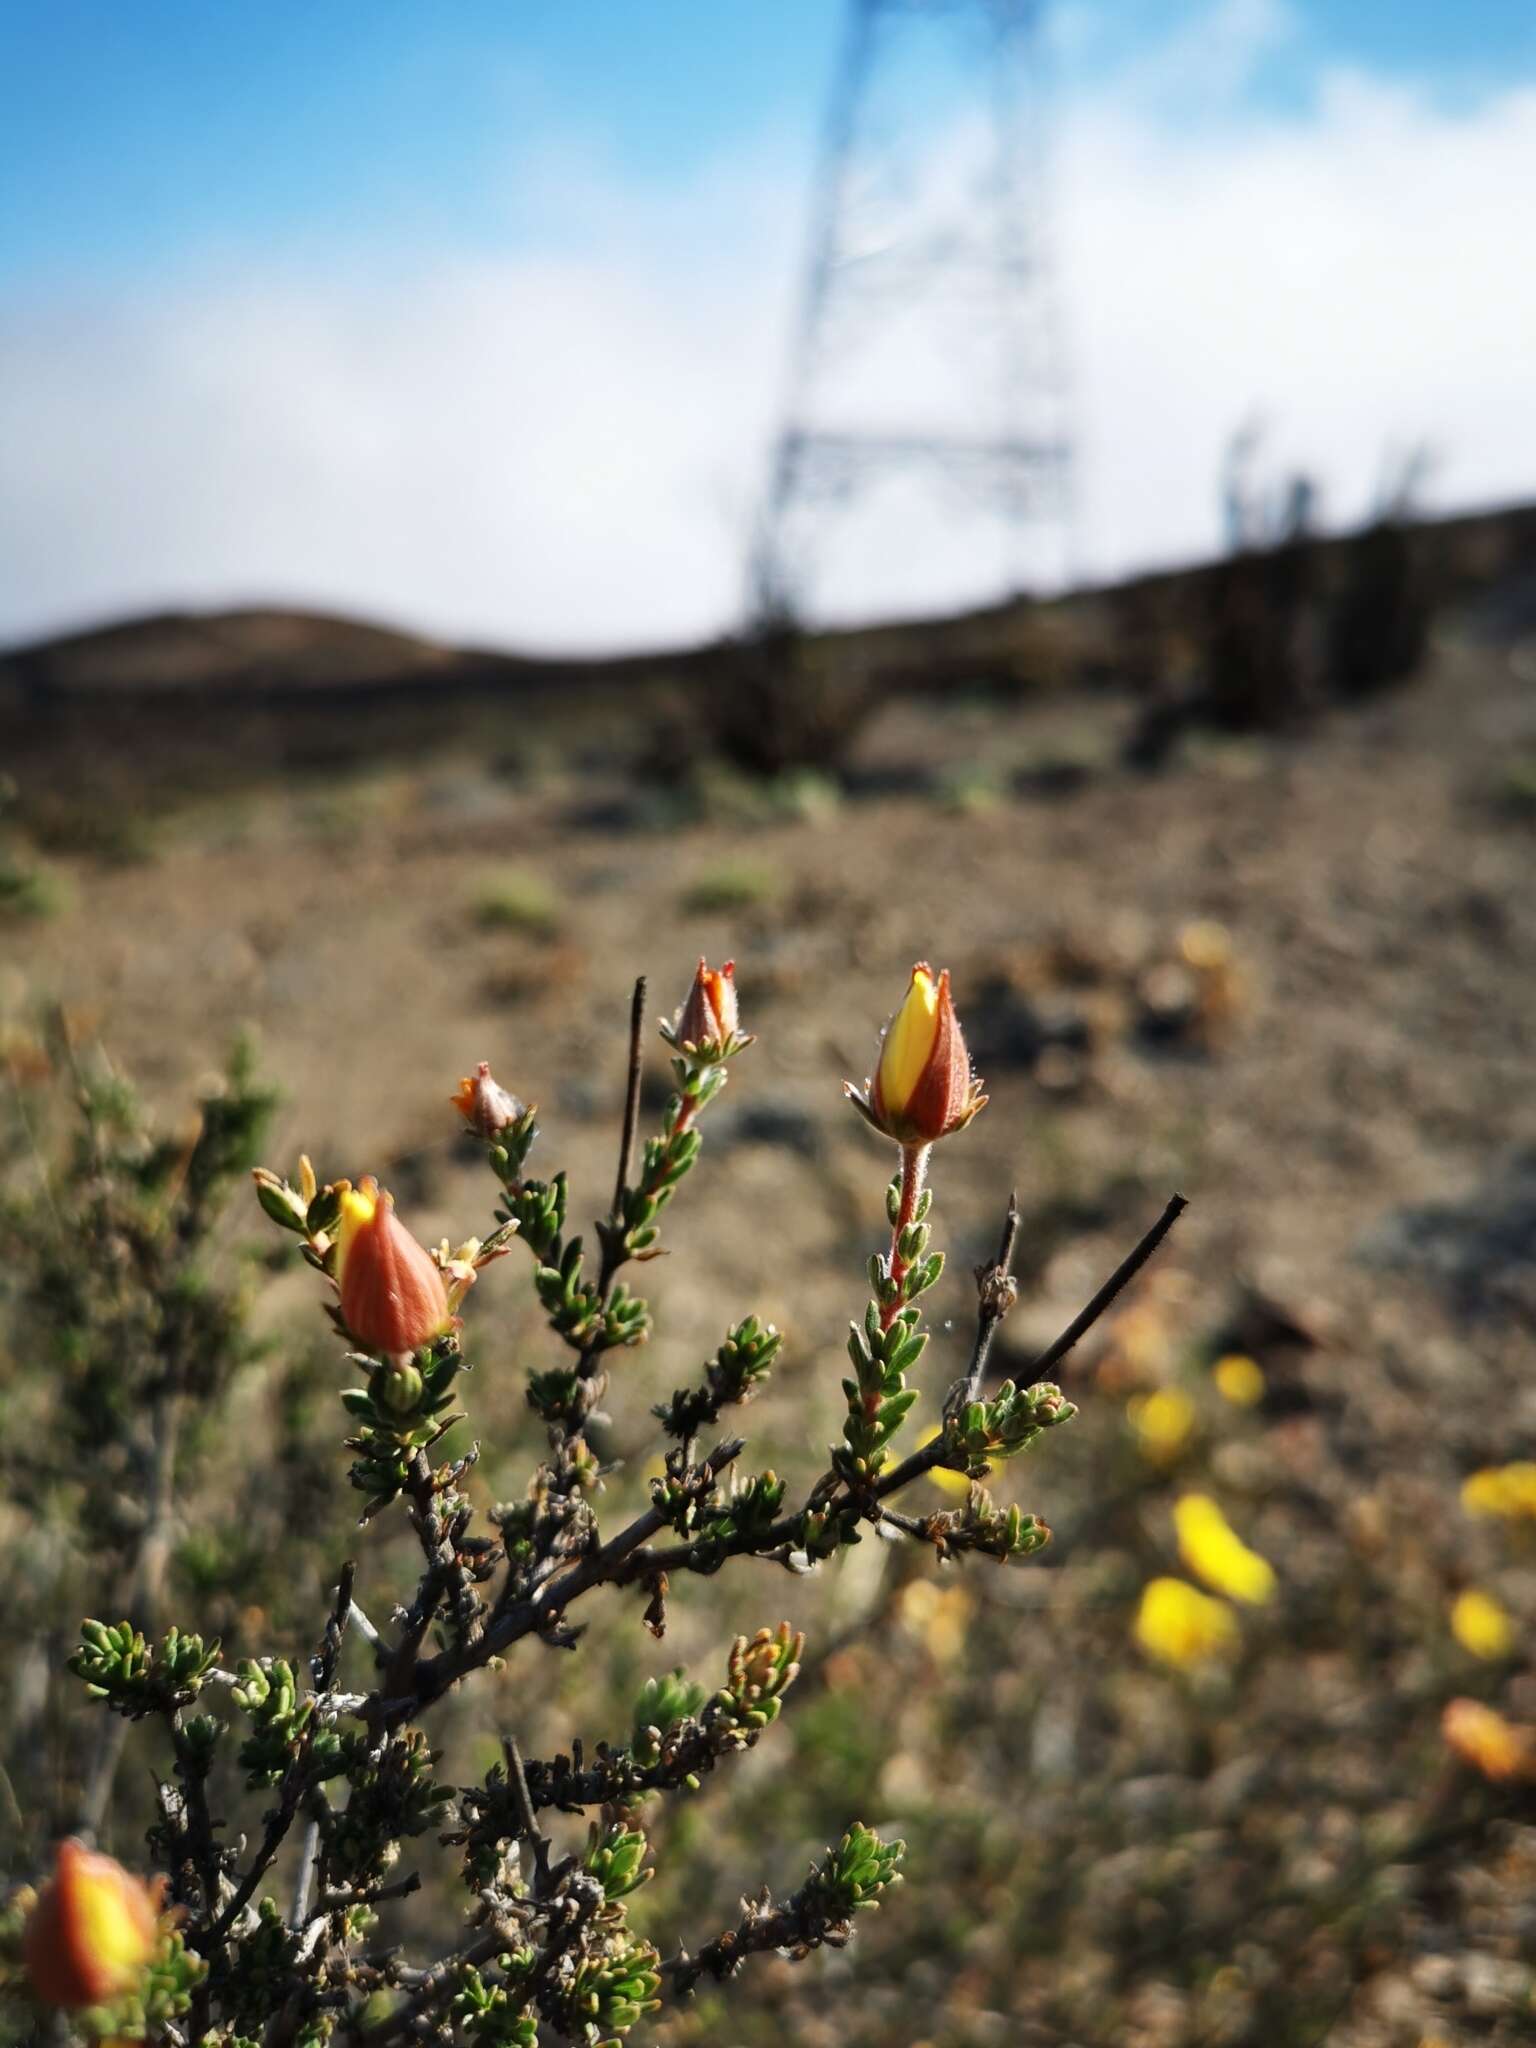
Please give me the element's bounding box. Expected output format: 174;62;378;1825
334;1180;378;1268
1213;1353;1266;1407
1451;1588;1514;1660
1174;1494;1276;1606
1134;1576;1239;1668
74;1873;156;1986
1461;1462;1536;1521
1128;1387;1197;1462
877;966;940;1115
917;1421;977;1497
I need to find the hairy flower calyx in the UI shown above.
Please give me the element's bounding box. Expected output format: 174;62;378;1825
452;1061;525;1138
334;1175;453;1355
664;957;748;1056
846;963;986;1145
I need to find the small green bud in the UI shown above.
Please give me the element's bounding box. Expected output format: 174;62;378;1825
379;1361;425;1415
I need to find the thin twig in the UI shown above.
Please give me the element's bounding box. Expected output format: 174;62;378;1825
564;975;652;1412
1026;1193;1187;1381
0;1762;25;1847
210;1773;312;1942
75;1383;186;1839
2;1050;63;1231
547;1196;1174;1595
76;1715;132;1843
874;1505;930;1540
501;1733;552;1893
823;1191;1184;1512
320;1872;422;1913
215;1569;358;1946
289;1807;323;1932
317;1563;357;1689
610;975;648;1227
383;1455;480;1702
345;1595;389;1658
394;1439;745;1724
170;1710;224;1924
290;1567;349;1925
357;1925;511;2047
951;1187;1023;1413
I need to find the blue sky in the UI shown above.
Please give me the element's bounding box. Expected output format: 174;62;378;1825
4;1;1531;285
2;1;1534;649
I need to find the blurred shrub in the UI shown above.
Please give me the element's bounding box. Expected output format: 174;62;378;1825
23;794;158;868
1203;520;1325;734
0;1034;302;1847
934;762;1007;816
1127;451;1441;759
0;853;69;922
472;866;562;937
0;777;71;921
1328;515;1435;701
689;618;878;779
1493;754;1536;822
680;861;780;915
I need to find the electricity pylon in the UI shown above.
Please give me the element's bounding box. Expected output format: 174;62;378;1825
749;0;1073;626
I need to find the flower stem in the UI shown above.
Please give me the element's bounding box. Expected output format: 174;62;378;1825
881;1142;930;1331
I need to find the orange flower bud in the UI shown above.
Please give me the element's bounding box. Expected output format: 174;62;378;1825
847;964;986;1145
22;1840;160;2010
672;958;740;1053
334;1177;451;1355
451;1061;524;1138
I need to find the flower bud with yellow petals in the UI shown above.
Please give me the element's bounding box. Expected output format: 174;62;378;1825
334;1176;451;1356
846;963;986;1146
22;1840;160;2010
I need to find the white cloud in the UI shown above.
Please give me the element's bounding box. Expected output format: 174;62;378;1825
1;6;1534;653
1060;64;1536;583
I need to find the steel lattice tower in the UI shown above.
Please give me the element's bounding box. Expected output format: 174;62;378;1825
750;0;1072;625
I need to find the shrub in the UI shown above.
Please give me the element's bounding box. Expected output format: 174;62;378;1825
690;620;878;780
471;869;562;939
0;854;69;920
679;862;779;915
0;774;72;920
0;956;1189;2047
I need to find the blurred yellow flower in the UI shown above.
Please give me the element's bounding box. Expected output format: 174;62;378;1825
1128;1387;1196;1464
1178;919;1233;971
898;1578;974;1662
916;1422;977;1497
1134;1576;1239;1669
1110;1302;1175;1378
1461;1462;1536;1522
1213;1353;1266;1407
1451;1588;1514;1660
1442;1696;1536;1782
1174;1494;1276;1606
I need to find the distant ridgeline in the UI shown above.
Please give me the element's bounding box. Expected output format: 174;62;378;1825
3;501;1535;802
